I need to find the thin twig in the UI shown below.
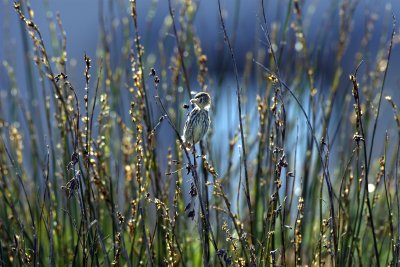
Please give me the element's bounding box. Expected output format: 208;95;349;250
350;62;380;266
367;15;396;172
167;0;192;99
217;0;254;250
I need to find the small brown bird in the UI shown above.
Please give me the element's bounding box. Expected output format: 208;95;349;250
182;92;211;148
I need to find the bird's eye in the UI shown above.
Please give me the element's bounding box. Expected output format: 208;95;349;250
198;98;203;103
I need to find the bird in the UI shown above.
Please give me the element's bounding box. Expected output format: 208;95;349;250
182;92;211;148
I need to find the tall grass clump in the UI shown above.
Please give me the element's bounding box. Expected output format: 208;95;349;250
0;0;399;266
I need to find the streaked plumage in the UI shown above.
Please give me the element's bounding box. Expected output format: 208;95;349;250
182;92;211;147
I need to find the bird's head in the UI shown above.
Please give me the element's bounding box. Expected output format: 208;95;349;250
190;92;211;109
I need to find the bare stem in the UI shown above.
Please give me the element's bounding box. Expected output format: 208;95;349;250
216;0;254;250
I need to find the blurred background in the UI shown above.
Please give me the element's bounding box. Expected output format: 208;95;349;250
1;0;400;265
1;0;399;201
1;0;399;151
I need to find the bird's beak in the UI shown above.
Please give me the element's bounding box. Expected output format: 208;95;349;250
190;98;198;104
